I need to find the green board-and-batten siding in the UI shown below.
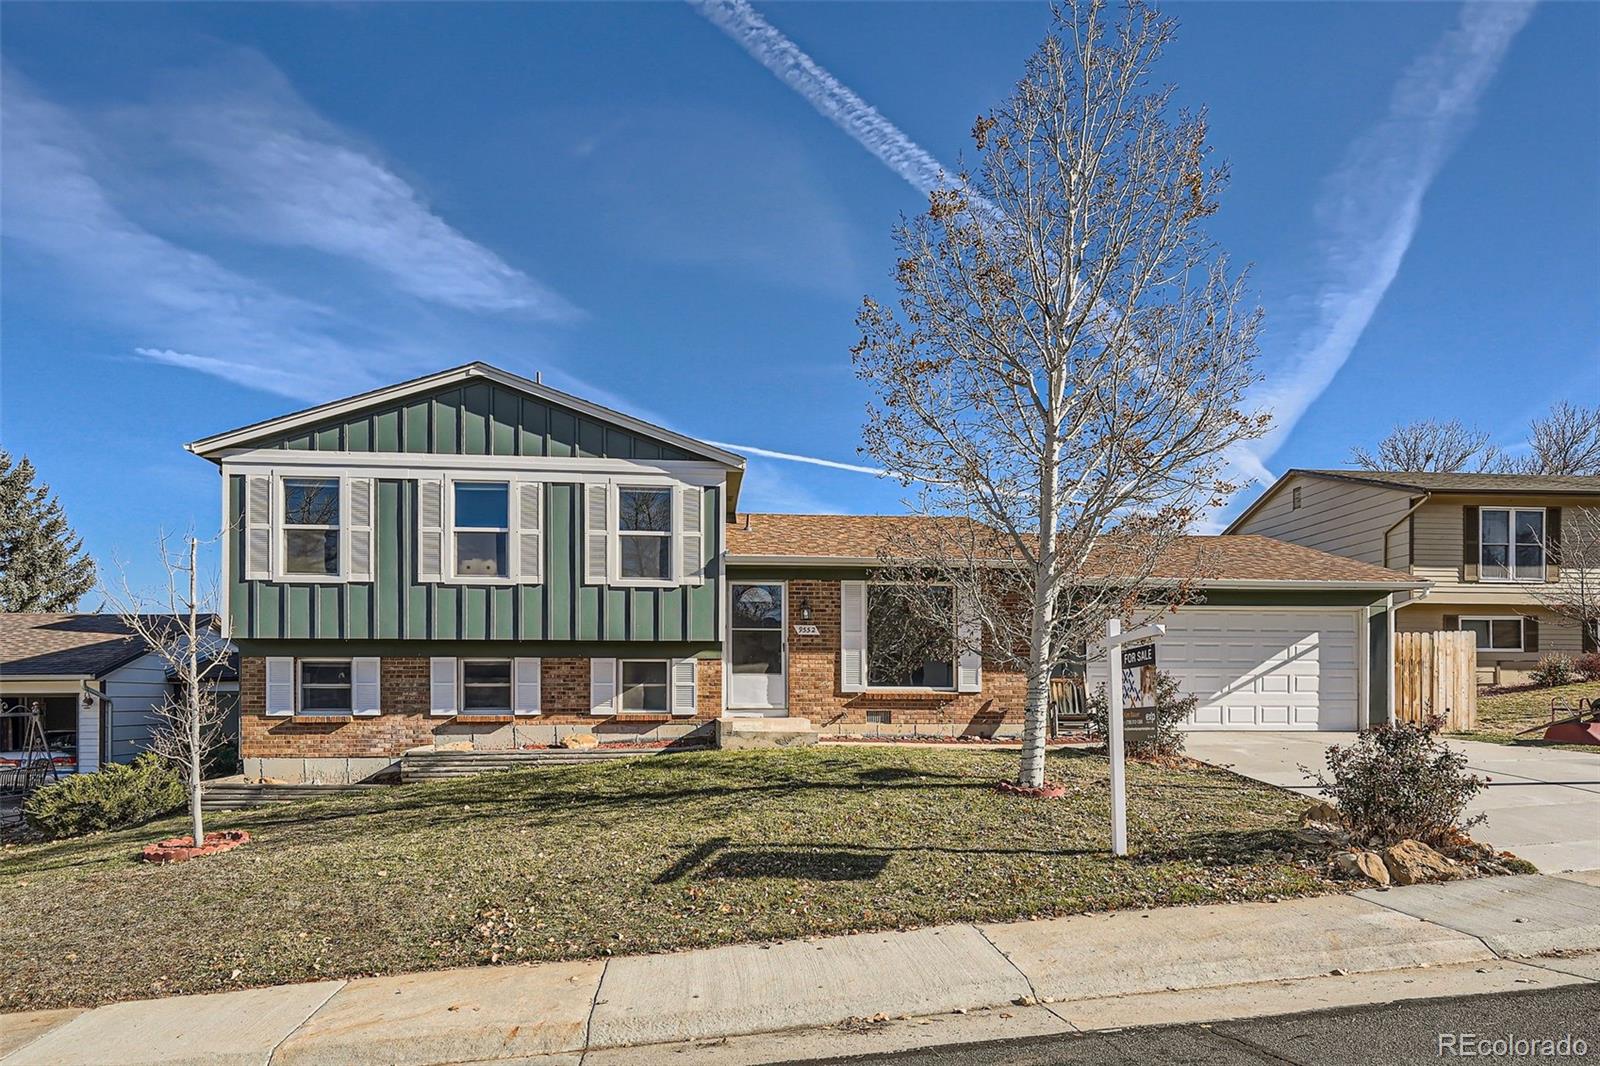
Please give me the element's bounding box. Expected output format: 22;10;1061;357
261;380;697;462
227;476;720;642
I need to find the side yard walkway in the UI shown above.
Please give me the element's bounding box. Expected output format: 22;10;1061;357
1185;732;1600;873
2;874;1597;1066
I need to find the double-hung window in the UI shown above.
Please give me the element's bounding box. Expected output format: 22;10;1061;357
1481;507;1544;582
283;477;340;577
298;660;353;715
619;660;669;712
460;660;512;714
453;482;510;580
618;488;672;581
1459;617;1523;652
866;583;956;689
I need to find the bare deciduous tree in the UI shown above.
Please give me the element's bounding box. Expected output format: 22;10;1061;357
854;0;1267;788
1520;402;1600;476
104;533;229;846
1350;419;1506;473
1530;506;1600;653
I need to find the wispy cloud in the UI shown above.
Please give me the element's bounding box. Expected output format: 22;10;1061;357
1;54;575;401
1236;1;1536;473
704;440;886;476
145;53;577;321
2;67;379;400
690;0;954;197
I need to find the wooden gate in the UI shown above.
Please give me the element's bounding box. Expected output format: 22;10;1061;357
1394;631;1477;731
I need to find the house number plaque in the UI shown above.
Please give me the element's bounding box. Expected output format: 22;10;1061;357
793;624;820;636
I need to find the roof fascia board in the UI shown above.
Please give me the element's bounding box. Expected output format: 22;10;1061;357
186;363;747;470
1222;470;1415;534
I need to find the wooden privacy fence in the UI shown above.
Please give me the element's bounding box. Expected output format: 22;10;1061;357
1394;631;1477;731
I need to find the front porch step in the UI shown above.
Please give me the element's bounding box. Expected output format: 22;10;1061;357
716;716;820;749
397;746;698;784
202;783;388;811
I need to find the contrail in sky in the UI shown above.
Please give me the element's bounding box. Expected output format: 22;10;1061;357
705;440;887;477
1233;0;1537;484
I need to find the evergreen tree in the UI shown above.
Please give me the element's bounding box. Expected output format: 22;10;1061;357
0;450;97;612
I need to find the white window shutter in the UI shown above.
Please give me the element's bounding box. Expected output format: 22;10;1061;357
516;482;543;584
840;581;867;693
418;478;444;582
514;657;542;716
590;657;617;715
245;474;273;580
429;657;458;717
265;657;295;716
670;657;698;716
584;483;610;584
352;657;383;716
957;592;983;693
678;485;705;586
347;478;375;583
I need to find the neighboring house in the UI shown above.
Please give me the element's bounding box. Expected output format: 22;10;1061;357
0;613;240;772
187;363;1424;784
1226;470;1600;685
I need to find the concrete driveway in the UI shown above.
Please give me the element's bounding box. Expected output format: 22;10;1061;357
1183;732;1600;874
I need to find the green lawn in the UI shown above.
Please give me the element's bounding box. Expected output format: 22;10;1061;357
0;746;1334;1012
1453;680;1600;751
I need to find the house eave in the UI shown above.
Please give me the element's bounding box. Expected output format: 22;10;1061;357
184;362;749;472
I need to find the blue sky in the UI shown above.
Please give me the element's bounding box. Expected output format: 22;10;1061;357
3;1;1596;596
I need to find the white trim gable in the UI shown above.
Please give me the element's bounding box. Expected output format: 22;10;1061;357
187;362;747;470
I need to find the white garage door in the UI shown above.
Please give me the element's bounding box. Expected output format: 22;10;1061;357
1158;609;1360;731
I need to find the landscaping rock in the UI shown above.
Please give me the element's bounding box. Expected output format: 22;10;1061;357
1383;840;1458;885
1333;849;1390;885
561;733;600;750
1299;800;1342;828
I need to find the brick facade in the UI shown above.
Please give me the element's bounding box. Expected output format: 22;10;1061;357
783;579;1028;735
239;654;722;761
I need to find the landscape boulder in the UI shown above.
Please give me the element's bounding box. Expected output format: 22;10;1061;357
1382;839;1458;885
561;733;601;750
1332;849;1390;885
1299;800;1342;828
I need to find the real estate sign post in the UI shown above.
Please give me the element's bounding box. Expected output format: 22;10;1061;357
1105;619;1166;858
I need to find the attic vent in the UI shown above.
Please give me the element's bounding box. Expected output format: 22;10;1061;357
1292;486;1303;510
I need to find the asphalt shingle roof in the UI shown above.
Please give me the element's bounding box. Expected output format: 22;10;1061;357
0;613;235;680
725;514;1419;586
1297;470;1600;495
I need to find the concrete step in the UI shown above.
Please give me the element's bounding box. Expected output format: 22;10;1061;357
202;783;388;811
716;716;820;749
397;746;704;784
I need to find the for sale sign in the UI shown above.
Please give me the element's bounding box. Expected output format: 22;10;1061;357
1121;643;1158;743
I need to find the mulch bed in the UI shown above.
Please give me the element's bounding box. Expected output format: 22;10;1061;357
823;735;1093;746
141;829;250;864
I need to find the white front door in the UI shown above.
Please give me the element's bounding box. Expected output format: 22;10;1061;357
728;582;787;715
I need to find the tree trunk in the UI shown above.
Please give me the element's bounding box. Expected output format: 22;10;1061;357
187;537;204;847
1017;671;1052;787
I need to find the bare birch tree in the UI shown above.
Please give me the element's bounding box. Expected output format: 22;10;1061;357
104;532;229;846
1350;419;1506;473
854;0;1267;788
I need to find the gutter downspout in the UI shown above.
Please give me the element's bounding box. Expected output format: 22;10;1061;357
1383;493;1432;601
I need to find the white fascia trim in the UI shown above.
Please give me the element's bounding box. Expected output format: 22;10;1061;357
220;449;731;483
185;363;748;470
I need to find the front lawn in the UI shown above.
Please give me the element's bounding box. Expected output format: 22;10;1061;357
1453;681;1600;750
0;746;1332;1012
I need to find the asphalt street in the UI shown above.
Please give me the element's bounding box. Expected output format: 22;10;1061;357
781;983;1600;1065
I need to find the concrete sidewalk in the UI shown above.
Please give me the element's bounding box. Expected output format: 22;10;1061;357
1184;731;1600;872
3;874;1597;1066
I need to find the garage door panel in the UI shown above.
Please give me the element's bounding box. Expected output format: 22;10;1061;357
1156;609;1360;731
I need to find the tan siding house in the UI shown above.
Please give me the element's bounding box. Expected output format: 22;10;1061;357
1229;471;1600;685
